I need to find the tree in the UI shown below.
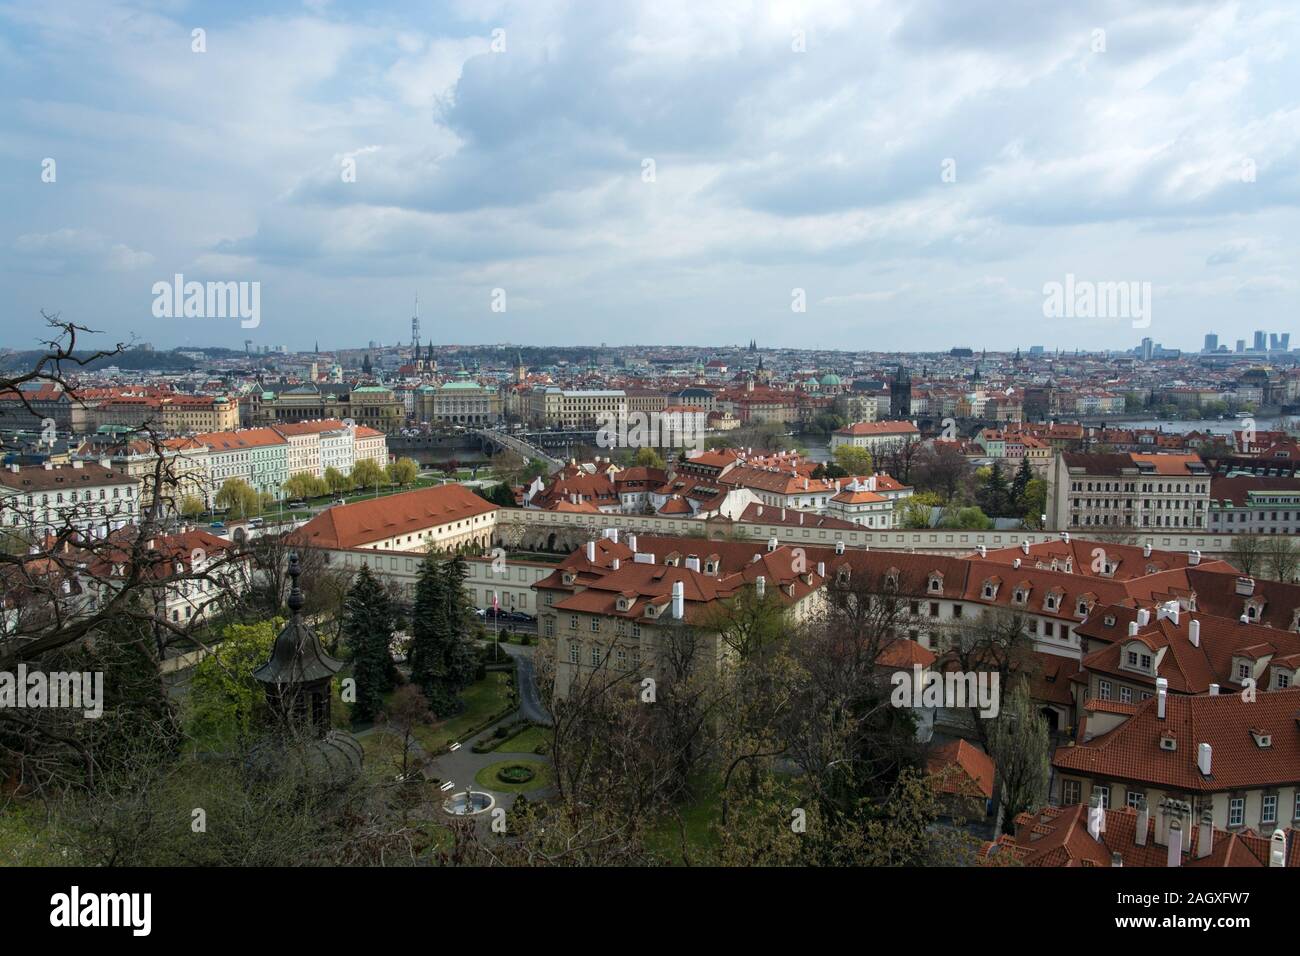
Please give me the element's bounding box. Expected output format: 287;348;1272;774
833;444;873;476
633;446;666;469
408;554;478;713
913;442;973;503
1265;536;1300;583
476;483;516;508
341;565;399;723
325;466;353;495
180;495;204;518
188;618;284;746
380;685;432;781
386;457;419;487
214;478;262;519
937;506;992;530
282;473;327;501
977;461;1010;517
351;458;386;491
1011;456;1033;509
986;680;1050;833
1231;533;1265;576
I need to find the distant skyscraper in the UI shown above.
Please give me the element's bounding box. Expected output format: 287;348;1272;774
1254;330;1267;352
1236;339;1246;353
1140;337;1154;360
1203;334;1218;353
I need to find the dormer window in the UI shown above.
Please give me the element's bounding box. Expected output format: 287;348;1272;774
1044;593;1059;611
1251;729;1273;748
1013;589;1026;604
1103;614;1116;626
928;574;943;593
1077;600;1089;616
1236;661;1252;681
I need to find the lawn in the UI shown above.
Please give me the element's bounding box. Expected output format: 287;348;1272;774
644;775;725;864
474;758;552;794
496;725;551;754
411;671;514;754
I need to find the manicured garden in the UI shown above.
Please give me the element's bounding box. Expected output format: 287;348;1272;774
474;758;551;794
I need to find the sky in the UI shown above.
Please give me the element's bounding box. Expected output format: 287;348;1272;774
1;0;1298;354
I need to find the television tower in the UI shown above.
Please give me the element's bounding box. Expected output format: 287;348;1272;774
410;294;420;350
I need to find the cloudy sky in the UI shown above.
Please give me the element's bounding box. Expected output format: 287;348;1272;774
2;0;1298;353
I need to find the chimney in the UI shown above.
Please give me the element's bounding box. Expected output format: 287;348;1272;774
1021;540;1030;555
1087;791;1105;842
611;558;620;571
685;555;700;572
628;534;637;553
1167;819;1183;867
610;528;619;543
671;580;684;620
1128;621;1140;637
756;576;766;598
1135;796;1149;846
1137;608;1150;626
978;545;987;558
1110;852;1123;868
1189;549;1201;566
1012;558;1021;569
1156;677;1168;719
816;561;825;578
1198;742;1212;777
1209;683;1219;695
1270;829;1288;867
1236;576;1255;597
1188;619;1200;647
780;508;786;520
1197;809;1214;859
756;505;763;517
1061;531;1070;543
1143;543;1152;558
835;540;845;554
586;540;596;562
767;537;778;552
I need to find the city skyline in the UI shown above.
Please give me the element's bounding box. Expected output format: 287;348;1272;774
3;0;1300;353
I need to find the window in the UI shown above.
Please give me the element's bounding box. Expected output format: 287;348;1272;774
1229;797;1244;828
1120;686;1132;704
1095;785;1110;809
568;642;579;664
616;648;627;669
1062;780;1082;805
1099;679;1112;701
1262;794;1278;826
590;647;601;666
1126;790;1144;809
569;615;578;631
590;618;600;632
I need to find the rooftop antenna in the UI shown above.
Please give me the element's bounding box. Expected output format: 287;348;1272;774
411;293;420;350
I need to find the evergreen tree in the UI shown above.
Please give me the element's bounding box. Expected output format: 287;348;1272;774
408;553;452;712
1011;456;1033;512
439;554;479;691
980;461;1010;517
342;565;398;723
408;553;479;714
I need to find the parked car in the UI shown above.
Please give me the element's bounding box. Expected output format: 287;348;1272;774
249;517;265;529
287;500;308;509
208;521;226;531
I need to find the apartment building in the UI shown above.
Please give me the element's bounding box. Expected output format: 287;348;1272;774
534;532;826;699
1208;475;1300;534
525;387;628;428
0;461;141;536
829;420;921;456
992;801;1295;867
194;427;289;501
1052;452;1210;531
1054;685;1300;835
